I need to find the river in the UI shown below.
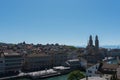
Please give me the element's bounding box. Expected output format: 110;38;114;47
41;74;68;80
17;74;68;80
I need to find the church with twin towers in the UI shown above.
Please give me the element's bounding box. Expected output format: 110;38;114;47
83;35;106;63
86;35;99;54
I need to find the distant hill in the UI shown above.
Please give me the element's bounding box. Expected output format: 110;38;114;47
76;45;120;49
101;45;120;49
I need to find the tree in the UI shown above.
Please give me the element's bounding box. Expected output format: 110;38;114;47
67;70;85;80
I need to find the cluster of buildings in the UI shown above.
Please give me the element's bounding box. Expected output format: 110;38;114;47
80;35;120;80
83;35;106;63
1;35;120;80
0;41;83;75
0;52;69;74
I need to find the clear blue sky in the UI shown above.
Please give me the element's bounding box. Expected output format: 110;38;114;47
0;0;120;46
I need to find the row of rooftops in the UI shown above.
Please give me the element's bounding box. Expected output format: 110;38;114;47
0;52;21;57
25;53;49;57
101;62;120;71
0;42;76;55
0;51;68;58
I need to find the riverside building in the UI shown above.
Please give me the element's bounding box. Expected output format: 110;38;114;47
23;53;68;71
0;52;23;74
50;53;68;67
0;53;4;74
23;53;51;71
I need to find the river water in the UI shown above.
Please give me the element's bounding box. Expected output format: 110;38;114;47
41;74;68;80
18;74;68;80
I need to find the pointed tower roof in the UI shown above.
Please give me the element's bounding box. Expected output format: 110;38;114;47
88;35;93;47
95;35;98;40
90;35;92;40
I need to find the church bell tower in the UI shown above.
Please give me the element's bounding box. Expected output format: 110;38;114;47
88;35;93;47
95;35;99;51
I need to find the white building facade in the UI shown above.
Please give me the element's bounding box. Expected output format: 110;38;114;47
86;63;100;77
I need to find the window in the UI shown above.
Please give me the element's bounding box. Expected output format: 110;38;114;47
96;66;98;69
0;61;3;63
88;70;92;73
89;75;91;77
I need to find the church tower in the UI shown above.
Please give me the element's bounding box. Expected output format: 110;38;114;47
88;35;93;47
95;35;99;51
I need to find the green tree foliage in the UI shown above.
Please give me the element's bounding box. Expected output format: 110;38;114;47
67;46;78;50
67;70;85;80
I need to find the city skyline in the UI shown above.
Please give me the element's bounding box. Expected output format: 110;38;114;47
0;0;120;46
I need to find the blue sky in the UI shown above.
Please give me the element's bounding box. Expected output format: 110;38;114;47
0;0;120;46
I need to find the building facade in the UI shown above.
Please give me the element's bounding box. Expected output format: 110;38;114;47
4;53;23;73
0;52;23;74
23;53;51;71
0;54;4;74
66;59;81;69
86;63;100;77
51;53;68;66
23;53;68;71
